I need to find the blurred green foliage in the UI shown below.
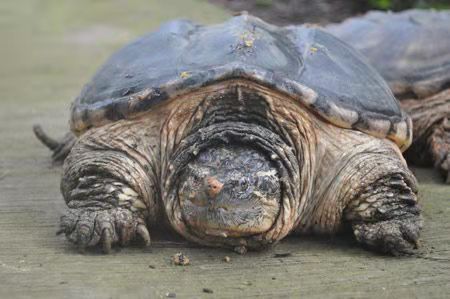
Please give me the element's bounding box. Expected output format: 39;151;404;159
369;0;392;9
368;0;450;10
255;0;273;7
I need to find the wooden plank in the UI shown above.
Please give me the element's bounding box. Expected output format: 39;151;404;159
0;1;449;298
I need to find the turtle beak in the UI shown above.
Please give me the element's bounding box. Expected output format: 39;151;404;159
205;176;223;199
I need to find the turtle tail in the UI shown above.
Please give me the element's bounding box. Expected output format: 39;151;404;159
33;125;77;163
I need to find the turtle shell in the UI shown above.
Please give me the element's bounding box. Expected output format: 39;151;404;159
71;14;411;150
327;9;450;99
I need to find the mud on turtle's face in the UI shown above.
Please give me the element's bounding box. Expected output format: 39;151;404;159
177;145;281;238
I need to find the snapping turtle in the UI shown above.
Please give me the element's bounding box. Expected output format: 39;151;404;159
327;9;450;183
34;15;422;255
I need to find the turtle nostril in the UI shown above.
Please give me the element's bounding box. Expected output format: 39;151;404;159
206;176;224;199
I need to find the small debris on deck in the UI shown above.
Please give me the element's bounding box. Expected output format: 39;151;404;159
202;288;214;294
234;245;247;255
171;252;190;266
273;252;292;258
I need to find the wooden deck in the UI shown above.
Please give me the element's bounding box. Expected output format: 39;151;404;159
0;1;449;298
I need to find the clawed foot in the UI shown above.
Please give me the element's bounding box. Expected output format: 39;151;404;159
353;216;423;256
33;125;77;163
58;208;150;253
428;117;450;183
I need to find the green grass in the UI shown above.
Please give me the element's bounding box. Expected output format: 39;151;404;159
368;0;450;10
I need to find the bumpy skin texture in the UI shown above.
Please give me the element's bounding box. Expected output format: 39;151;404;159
57;82;422;255
59;120;160;252
402;91;450;183
345;174;421;255
327;9;450;182
36;15;422;255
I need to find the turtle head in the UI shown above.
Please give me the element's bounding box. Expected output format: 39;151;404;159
177;145;281;239
162;82;301;251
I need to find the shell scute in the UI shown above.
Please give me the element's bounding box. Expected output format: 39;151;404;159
71;15;411;150
327;9;450;99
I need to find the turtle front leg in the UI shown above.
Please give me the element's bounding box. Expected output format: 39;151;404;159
345;173;422;255
60;174;152;253
295;129;423;255
58;122;159;253
342;147;423;255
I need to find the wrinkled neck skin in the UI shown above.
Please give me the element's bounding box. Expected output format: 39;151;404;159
124;80;412;250
158;81;308;250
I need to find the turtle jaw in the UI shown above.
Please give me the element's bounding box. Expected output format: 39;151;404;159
177;145;281;239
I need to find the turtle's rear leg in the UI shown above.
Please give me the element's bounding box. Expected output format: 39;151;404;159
428;117;450;183
402;90;450;183
33;125;77;163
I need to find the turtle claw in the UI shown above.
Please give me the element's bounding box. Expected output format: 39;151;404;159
136;224;151;247
59;208;149;253
102;229;113;254
119;224;132;246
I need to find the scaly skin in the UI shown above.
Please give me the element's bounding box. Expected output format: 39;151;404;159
56;80;422;255
348;174;422;255
58;119;161;253
402;89;450;183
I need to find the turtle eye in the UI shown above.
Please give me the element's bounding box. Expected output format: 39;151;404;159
192;172;200;183
221;158;232;168
197;150;211;163
238;177;249;191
